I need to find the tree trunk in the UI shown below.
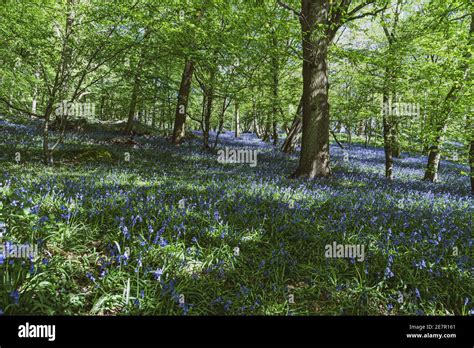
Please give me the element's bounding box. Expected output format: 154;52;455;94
423;141;442;182
470;139;474;194
32;72;39;115
263;113;271;142
271;28;279;146
203;87;213;149
213;96;228;149
364;119;371;148
468;16;474;194
424;14;472;182
42;100;55;165
272;121;278;146
423;119;447;182
382;93;394;181
42;0;75;165
99;94;105;120
234;101;240;138
282;96;303;154
292;0;331;179
124;62;142;134
392;115;401;157
252;98;259;137
171;60;194;145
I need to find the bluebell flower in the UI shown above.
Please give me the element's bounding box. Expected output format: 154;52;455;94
388;254;394;264
121;225;130;239
414;259;426;269
159;238;168;247
384;267;394;278
240;286;250;296
415;288;421;299
10;290;19;304
86;272;96;282
224;300;232;311
179;302;191;315
153;268;163;281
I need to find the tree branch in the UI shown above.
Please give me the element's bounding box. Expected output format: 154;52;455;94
276;0;301;18
0;96;43;118
347;5;387;22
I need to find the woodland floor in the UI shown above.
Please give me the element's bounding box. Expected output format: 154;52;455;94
0;117;472;315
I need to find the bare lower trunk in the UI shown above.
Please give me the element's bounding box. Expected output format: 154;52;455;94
382;93;394;181
470;139;474;194
392;118;401;157
213;96;228;149
125;70;141;134
272;121;278;146
203;90;213;149
172;60;194;145
234;101;240;138
42;101;54;165
32;75;38;115
292;1;331;179
252;99;258;135
364;119;371;148
263;113;271;142
423;120;448;182
423;143;441;182
282;97;303;154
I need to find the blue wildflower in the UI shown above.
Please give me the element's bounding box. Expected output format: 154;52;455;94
415;288;421;299
384;267;394;278
153;268;163;281
10;290;19;304
86;272;96;282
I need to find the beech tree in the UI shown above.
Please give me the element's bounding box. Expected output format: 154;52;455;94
277;0;387;179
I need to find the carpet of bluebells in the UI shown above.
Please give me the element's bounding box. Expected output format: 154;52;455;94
0;118;472;315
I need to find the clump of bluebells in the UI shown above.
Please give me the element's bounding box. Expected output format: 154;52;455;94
0;122;472;315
